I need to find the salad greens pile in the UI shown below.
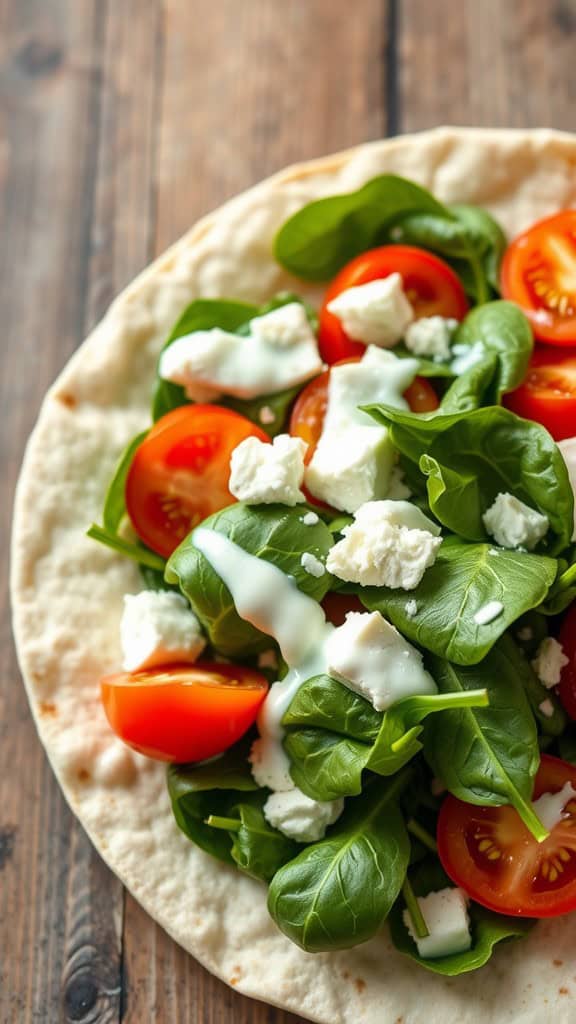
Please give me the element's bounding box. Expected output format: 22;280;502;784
89;174;576;975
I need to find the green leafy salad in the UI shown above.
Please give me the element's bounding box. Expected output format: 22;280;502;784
89;175;576;974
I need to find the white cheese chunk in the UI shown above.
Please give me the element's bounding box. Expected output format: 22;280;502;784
558;437;576;541
302;510;319;525
229;434;307;505
305;346;419;513
403;888;472;959
120;590;205;672
404;316;458;359
327;274;414;347
300;552;325;577
250;735;293;791
325;610;437;711
326;500;442;590
158;302;323;400
263;787;344;842
539;698;555;718
531;637;569;689
532;781;576;832
473;600;504;626
482;492;549;550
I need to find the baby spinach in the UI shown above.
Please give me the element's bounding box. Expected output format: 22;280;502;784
388;861;533;976
422;641;546;841
439;354;498;414
167;742;260;866
449;203;507;292
283;675;488;800
267;772;411;951
360;541;557;666
539;558;576;615
165;503;334;657
152;293;316;436
224;802;300;883
86;523;166;572
499;632;567;738
102;430;148;533
274;175;448;281
365;404;573;553
452;301;533;402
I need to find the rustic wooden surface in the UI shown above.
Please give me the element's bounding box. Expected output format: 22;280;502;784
2;1;576;1021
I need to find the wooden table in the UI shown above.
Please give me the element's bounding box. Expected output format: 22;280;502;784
2;2;576;1021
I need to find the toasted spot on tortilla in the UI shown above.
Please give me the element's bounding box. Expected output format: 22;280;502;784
354;978;366;994
559;988;569;995
553;959;563;966
229;967;242;986
38;700;57;717
55;391;77;409
77;768;91;782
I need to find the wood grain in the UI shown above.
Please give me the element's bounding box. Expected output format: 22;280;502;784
3;0;576;1022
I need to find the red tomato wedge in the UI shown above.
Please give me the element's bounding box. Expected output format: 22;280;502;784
437;755;576;917
558;606;576;720
501;210;576;346
126;405;270;558
503;346;576;440
289;358;439;463
100;663;268;763
321;592;365;627
318;246;469;363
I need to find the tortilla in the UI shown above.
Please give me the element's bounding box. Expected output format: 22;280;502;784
11;127;576;1024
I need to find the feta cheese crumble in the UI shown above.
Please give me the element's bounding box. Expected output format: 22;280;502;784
403;888;472;959
300;552;325;578
159;302;323;400
120;590;205;672
326;500;442;590
326;274;414;347
301;510;319;525
229;434;307;505
305;346;419;513
539;698;555;719
531;637;569;688
263;787;343;842
532;781;576;832
258;405;275;425
450;341;486;375
404;316;458;359
473;600;504;626
325;610;437;711
482;492;549;550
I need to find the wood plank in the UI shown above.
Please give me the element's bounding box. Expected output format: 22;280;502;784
399;0;576;130
154;0;387;251
0;0;161;1022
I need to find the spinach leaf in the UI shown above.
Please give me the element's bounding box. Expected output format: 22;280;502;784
274;176;450;281
153;298;257;421
165;503;334;657
102;430;148;533
267;773;411;951
498;632;567;738
452;301;533;402
227;802;300;882
538;559;576;615
389;865;533;975
167;742;260;866
86;523;166;572
557;727;576;765
439;354;498;414
365;404;573;553
422;641;546;840
225;385;301;439
360;541;557;666
449;204;507;292
283;675;488;800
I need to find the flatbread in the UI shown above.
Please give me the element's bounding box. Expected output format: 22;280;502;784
11;127;576;1024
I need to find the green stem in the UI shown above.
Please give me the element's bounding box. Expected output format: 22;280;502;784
205;815;241;832
407;818;438;854
402;876;429;940
87;524;166;572
515;798;549;844
557;562;576;591
469;252;490;305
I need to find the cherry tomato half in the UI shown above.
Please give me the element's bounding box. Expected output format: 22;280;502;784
321;592;365;627
558;605;576;720
289;358;439;463
126;405;270;558
503;346;576;440
501;211;576;346
318;246;470;364
100;662;268;763
437;755;576;917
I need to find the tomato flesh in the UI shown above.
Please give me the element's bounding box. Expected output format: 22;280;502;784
289;358;439;462
100;662;268;763
126;405;269;558
318;245;469;364
437;755;576;917
558;606;576;720
503;346;576;440
501;210;576;346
